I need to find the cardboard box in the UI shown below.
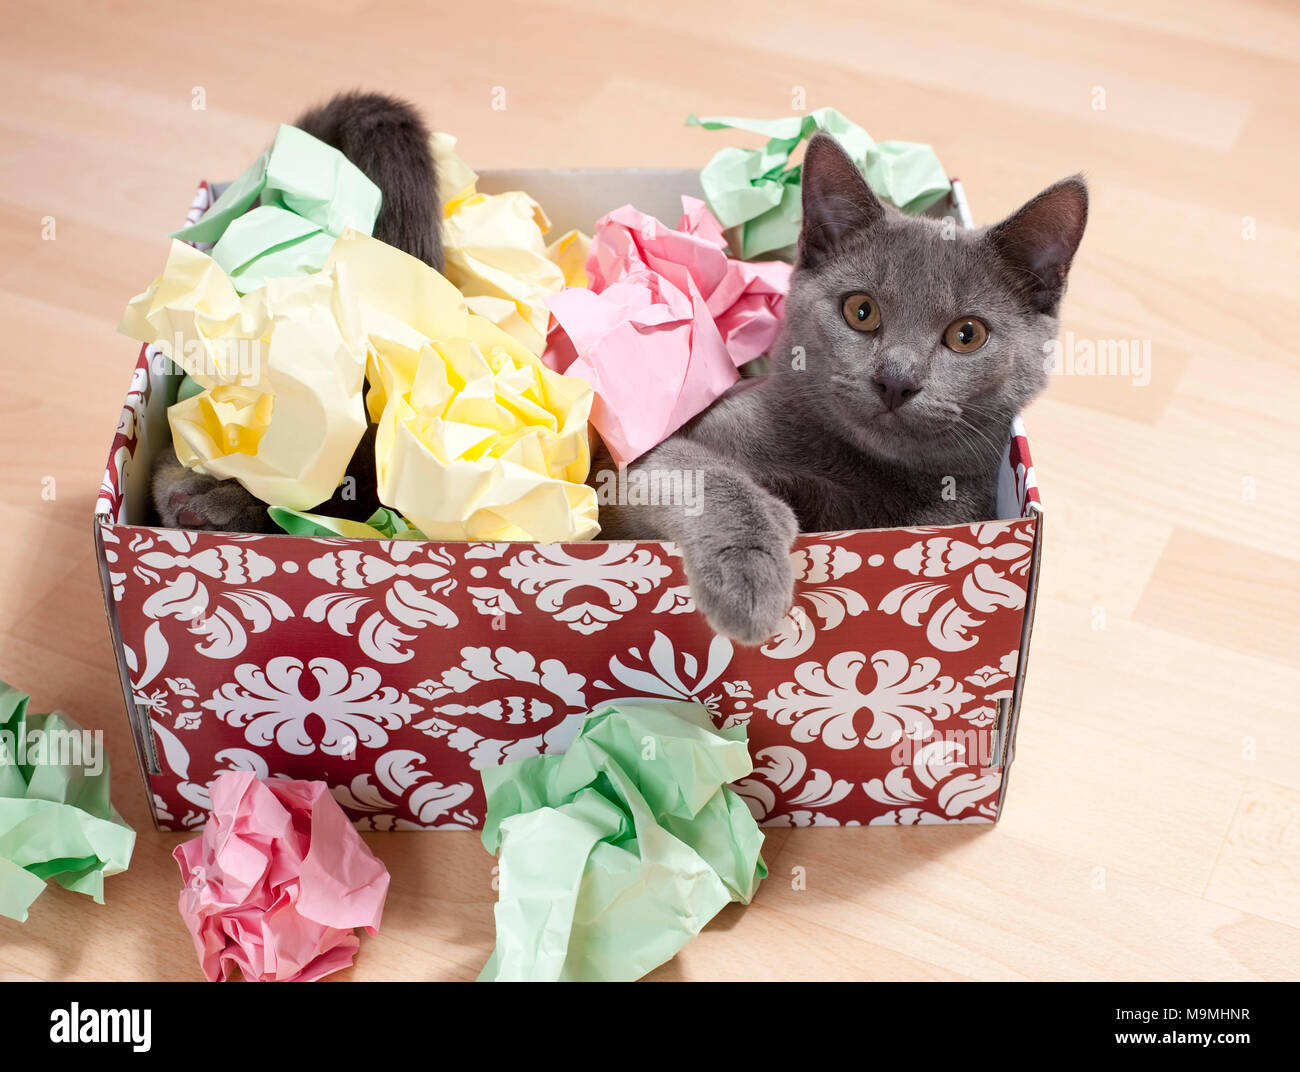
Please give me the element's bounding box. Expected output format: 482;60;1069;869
95;170;1043;831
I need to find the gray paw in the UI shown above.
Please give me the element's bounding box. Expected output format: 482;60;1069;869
152;447;271;533
678;484;798;645
689;541;796;645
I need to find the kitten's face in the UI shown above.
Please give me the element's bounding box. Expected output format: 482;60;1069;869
779;134;1087;473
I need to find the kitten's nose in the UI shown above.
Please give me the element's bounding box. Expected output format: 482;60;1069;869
872;370;921;411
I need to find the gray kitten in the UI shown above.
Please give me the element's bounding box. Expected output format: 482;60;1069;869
598;132;1087;644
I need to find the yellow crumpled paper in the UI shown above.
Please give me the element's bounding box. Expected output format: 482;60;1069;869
432;132;590;355
119;242;366;510
326;230;600;542
119;241;368;511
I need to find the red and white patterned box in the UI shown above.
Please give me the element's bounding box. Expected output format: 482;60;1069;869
94;171;1043;832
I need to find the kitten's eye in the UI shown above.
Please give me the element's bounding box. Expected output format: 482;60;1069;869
943;316;989;353
842;293;881;332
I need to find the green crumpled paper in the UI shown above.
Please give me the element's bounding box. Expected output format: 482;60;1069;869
171;123;381;294
176;372;205;403
267;504;425;540
479;698;767;982
687;107;951;259
0;681;136;922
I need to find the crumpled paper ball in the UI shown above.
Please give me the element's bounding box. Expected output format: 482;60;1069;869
118;240;368;511
327;229;599;542
674;196;793;366
173;772;390;983
543;197;791;466
0;681;135;922
432;132;590;355
479;698;767;982
268;505;423;540
687;107;951;259
171;123;381;294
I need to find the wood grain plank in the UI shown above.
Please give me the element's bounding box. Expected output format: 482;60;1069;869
1134;528;1300;665
1205;781;1300;930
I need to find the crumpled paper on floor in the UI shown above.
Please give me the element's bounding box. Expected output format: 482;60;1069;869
432;132;589;355
543;197;791;466
172;124;381;294
479;698;767;982
118;240;368;511
173;772;389;983
0;681;135;923
687;108;951;259
326;229;599;542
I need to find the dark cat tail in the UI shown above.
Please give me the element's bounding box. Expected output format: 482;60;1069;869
294;90;443;270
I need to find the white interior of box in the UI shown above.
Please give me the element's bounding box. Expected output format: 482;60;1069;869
114;170;1024;527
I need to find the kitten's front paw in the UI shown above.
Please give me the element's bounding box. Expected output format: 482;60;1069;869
152;447;270;533
690;542;796;645
680;492;798;645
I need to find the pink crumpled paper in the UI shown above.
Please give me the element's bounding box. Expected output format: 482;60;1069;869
173;772;390;982
543;196;792;466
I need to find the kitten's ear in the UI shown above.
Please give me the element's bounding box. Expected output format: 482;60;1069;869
797;133;885;269
987;176;1088;315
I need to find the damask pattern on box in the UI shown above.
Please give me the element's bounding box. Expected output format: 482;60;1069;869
101;461;1037;830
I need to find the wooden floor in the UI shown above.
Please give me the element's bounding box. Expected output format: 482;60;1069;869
1;0;1297;982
